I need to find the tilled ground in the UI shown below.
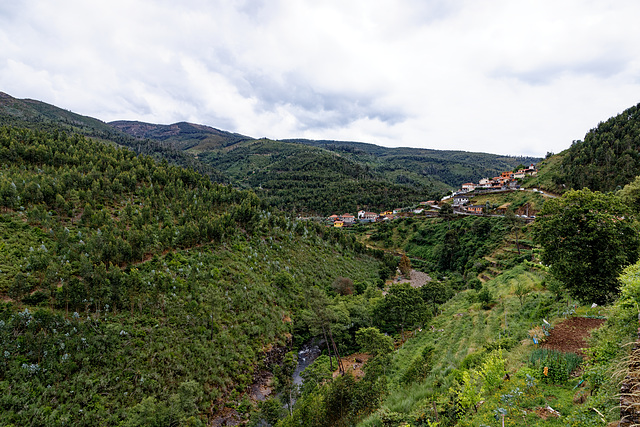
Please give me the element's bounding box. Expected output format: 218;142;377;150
542;316;606;355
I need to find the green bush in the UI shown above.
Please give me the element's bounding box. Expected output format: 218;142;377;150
528;349;582;384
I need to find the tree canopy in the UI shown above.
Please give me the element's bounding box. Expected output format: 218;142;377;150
533;188;640;304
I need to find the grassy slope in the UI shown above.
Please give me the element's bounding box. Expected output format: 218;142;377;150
358;263;606;426
522;152;568;195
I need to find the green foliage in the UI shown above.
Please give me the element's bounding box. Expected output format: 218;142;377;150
0;126;387;425
450;370;483;414
400;345;435;384
478;350;507;392
405;216;509;277
279;372;387;427
202;139;438;216
533;188;640;304
375;283;429;338
356;327;394;357
528;349;581;385
559;102;640;192
300;355;333;397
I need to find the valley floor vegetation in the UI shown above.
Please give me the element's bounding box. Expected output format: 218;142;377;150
3;124;640;427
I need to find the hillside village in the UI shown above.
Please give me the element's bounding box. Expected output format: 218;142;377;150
325;163;539;226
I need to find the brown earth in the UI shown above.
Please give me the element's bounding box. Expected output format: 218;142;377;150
333;353;371;379
542;317;606;355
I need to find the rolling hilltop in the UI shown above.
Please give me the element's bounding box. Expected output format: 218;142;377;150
111;120;539;215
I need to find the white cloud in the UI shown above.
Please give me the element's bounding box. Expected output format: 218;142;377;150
1;0;640;157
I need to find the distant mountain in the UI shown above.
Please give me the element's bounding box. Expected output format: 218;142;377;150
109;120;252;151
199;138;444;215
0;91;124;138
284;138;539;188
0;92;226;182
112;121;539;215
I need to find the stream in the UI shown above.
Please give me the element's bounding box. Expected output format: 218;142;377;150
292;342;322;386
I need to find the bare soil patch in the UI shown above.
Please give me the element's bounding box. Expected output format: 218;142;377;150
384;269;431;294
333;353;371;379
542;317;605;355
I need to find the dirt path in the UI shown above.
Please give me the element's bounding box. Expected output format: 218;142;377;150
542;317;605;355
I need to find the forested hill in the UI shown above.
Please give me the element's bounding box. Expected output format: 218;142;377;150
557;102;640;192
109;120;252;151
200;138;447;215
0;92;226;183
0;91;541;215
285;138;539;187
0;126;385;425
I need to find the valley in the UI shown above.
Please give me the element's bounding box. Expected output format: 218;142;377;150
1;92;640;426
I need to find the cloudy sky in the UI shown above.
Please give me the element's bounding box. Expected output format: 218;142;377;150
1;0;639;157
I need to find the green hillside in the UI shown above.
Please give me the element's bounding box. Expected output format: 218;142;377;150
0;92;542;216
0;92;226;183
202;139;444;215
0;126;386;425
556;102;640;192
287;138;539;188
109;120;252;152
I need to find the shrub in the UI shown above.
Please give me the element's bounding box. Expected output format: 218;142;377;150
528;349;582;384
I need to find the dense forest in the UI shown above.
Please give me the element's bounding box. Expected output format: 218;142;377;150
0;92;227;183
558;102;640;192
5;92;640;426
0;126;395;425
288;138;538;188
1;92;542;216
202;139;438;215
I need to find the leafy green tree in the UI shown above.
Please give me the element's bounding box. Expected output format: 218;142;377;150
533;189;640;304
355;327;394;357
274;351;299;416
377;282;428;341
421;280;453;315
513;282;530;306
618;175;640;213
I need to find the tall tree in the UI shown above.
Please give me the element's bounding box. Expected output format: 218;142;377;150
377;282;427;341
533;189;640;304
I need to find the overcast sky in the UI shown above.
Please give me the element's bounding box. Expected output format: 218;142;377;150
1;0;639;157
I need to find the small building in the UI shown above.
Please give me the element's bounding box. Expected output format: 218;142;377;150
333;221;344;228
466;205;484;214
362;211;378;220
461;183;476;192
501;171;514;180
453;195;469;206
341;214;355;224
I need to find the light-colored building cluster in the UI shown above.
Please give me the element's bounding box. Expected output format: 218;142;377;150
451;164;537;208
326;202;439;227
